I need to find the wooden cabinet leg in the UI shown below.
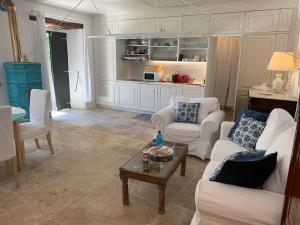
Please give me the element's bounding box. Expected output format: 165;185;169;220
20;141;25;164
122;177;129;205
181;156;186;176
10;158;20;189
13;120;22;171
158;184;166;214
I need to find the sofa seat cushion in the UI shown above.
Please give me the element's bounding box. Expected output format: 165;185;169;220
20;122;49;140
210;140;247;162
164;122;200;142
202;160;223;181
196;179;284;225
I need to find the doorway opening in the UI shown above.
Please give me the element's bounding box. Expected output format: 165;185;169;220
47;31;71;110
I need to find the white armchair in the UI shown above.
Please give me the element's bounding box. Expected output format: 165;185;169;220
151;97;225;159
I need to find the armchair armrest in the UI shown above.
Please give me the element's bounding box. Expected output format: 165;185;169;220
151;105;175;133
200;110;225;134
220;121;235;140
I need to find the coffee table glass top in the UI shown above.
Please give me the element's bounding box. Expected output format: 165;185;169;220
120;140;187;178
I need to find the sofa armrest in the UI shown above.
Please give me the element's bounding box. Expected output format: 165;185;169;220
151;105;175;133
200;110;225;134
220;121;235;140
195;179;284;225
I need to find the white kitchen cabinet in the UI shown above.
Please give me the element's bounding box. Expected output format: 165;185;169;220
159;17;182;33
244;10;280;33
238;34;277;90
96;22;115;34
115;20;138;34
138;18;159;33
95;38;116;81
180;86;205;98
210;12;245;34
95;81;116;106
138;84;158;112
159;85;178;109
182;15;209;34
275;34;289;51
116;82;138;109
278;9;294;32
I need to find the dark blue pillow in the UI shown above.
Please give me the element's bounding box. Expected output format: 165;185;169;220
210;151;277;189
228;109;268;138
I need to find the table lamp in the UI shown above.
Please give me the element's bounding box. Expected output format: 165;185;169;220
267;52;296;93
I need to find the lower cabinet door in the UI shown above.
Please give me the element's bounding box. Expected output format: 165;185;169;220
95;81;116;106
117;82;138;109
139;84;157;112
181;86;205;98
159;86;178;109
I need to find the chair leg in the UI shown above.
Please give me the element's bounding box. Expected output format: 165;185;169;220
20;141;25;164
34;138;41;149
10;158;20;189
46;132;54;154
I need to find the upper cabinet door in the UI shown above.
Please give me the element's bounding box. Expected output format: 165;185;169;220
210;12;245;34
275;34;289;51
95;38;116;81
96;22;115;34
238;34;276;89
182;15;209;34
244;10;280;33
278;9;294;32
159;17;183;33
115;20;138;34
138;18;159;33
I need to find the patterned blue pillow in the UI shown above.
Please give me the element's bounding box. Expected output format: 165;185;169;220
228;109;268;138
210;150;266;180
175;102;200;124
231;115;266;150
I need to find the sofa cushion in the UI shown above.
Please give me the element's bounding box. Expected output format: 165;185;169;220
256;108;295;150
228;109;268;138
210;152;277;188
195;179;284;225
174;102;200;124
210;140;247;162
170;97;220;123
263;127;296;194
231;115;266;150
164;122;200;142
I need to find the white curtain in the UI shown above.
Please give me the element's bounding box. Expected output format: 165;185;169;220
213;37;241;107
35;12;57;111
83;24;93;104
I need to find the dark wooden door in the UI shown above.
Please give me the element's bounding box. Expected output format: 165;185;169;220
49;31;70;110
281;97;300;225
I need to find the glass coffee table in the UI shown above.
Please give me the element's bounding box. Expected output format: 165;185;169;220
119;140;188;214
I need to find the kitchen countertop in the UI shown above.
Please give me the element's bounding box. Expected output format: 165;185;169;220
117;79;205;87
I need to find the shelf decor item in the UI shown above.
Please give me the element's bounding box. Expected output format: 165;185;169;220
267;52;296;94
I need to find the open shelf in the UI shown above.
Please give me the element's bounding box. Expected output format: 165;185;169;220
179;48;208;50
151;45;178;48
125;44;149;47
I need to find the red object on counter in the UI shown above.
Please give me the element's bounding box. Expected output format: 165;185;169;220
175;74;192;83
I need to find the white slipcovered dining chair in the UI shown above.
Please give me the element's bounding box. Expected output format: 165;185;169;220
20;89;54;162
0;106;20;188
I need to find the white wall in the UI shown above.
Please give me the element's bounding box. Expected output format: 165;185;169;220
0;0;92;106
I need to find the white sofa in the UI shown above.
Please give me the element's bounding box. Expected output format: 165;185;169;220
151;97;225;159
191;108;296;225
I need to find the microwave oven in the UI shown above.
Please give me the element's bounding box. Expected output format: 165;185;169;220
143;72;161;81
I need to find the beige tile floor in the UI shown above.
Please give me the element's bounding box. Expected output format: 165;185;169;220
0;108;208;225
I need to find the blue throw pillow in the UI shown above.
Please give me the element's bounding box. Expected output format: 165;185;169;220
210;150;266;180
231;115;266;150
175;102;200;124
210;151;277;188
228;109;268;138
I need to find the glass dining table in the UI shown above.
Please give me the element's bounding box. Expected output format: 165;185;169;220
11;107;26;171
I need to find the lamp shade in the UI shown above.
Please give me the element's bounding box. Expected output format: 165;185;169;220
267;52;296;71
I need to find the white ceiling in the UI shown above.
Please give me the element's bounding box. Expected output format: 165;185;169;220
30;0;254;15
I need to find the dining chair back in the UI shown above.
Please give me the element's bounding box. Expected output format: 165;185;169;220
29;89;50;125
0;106;19;188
